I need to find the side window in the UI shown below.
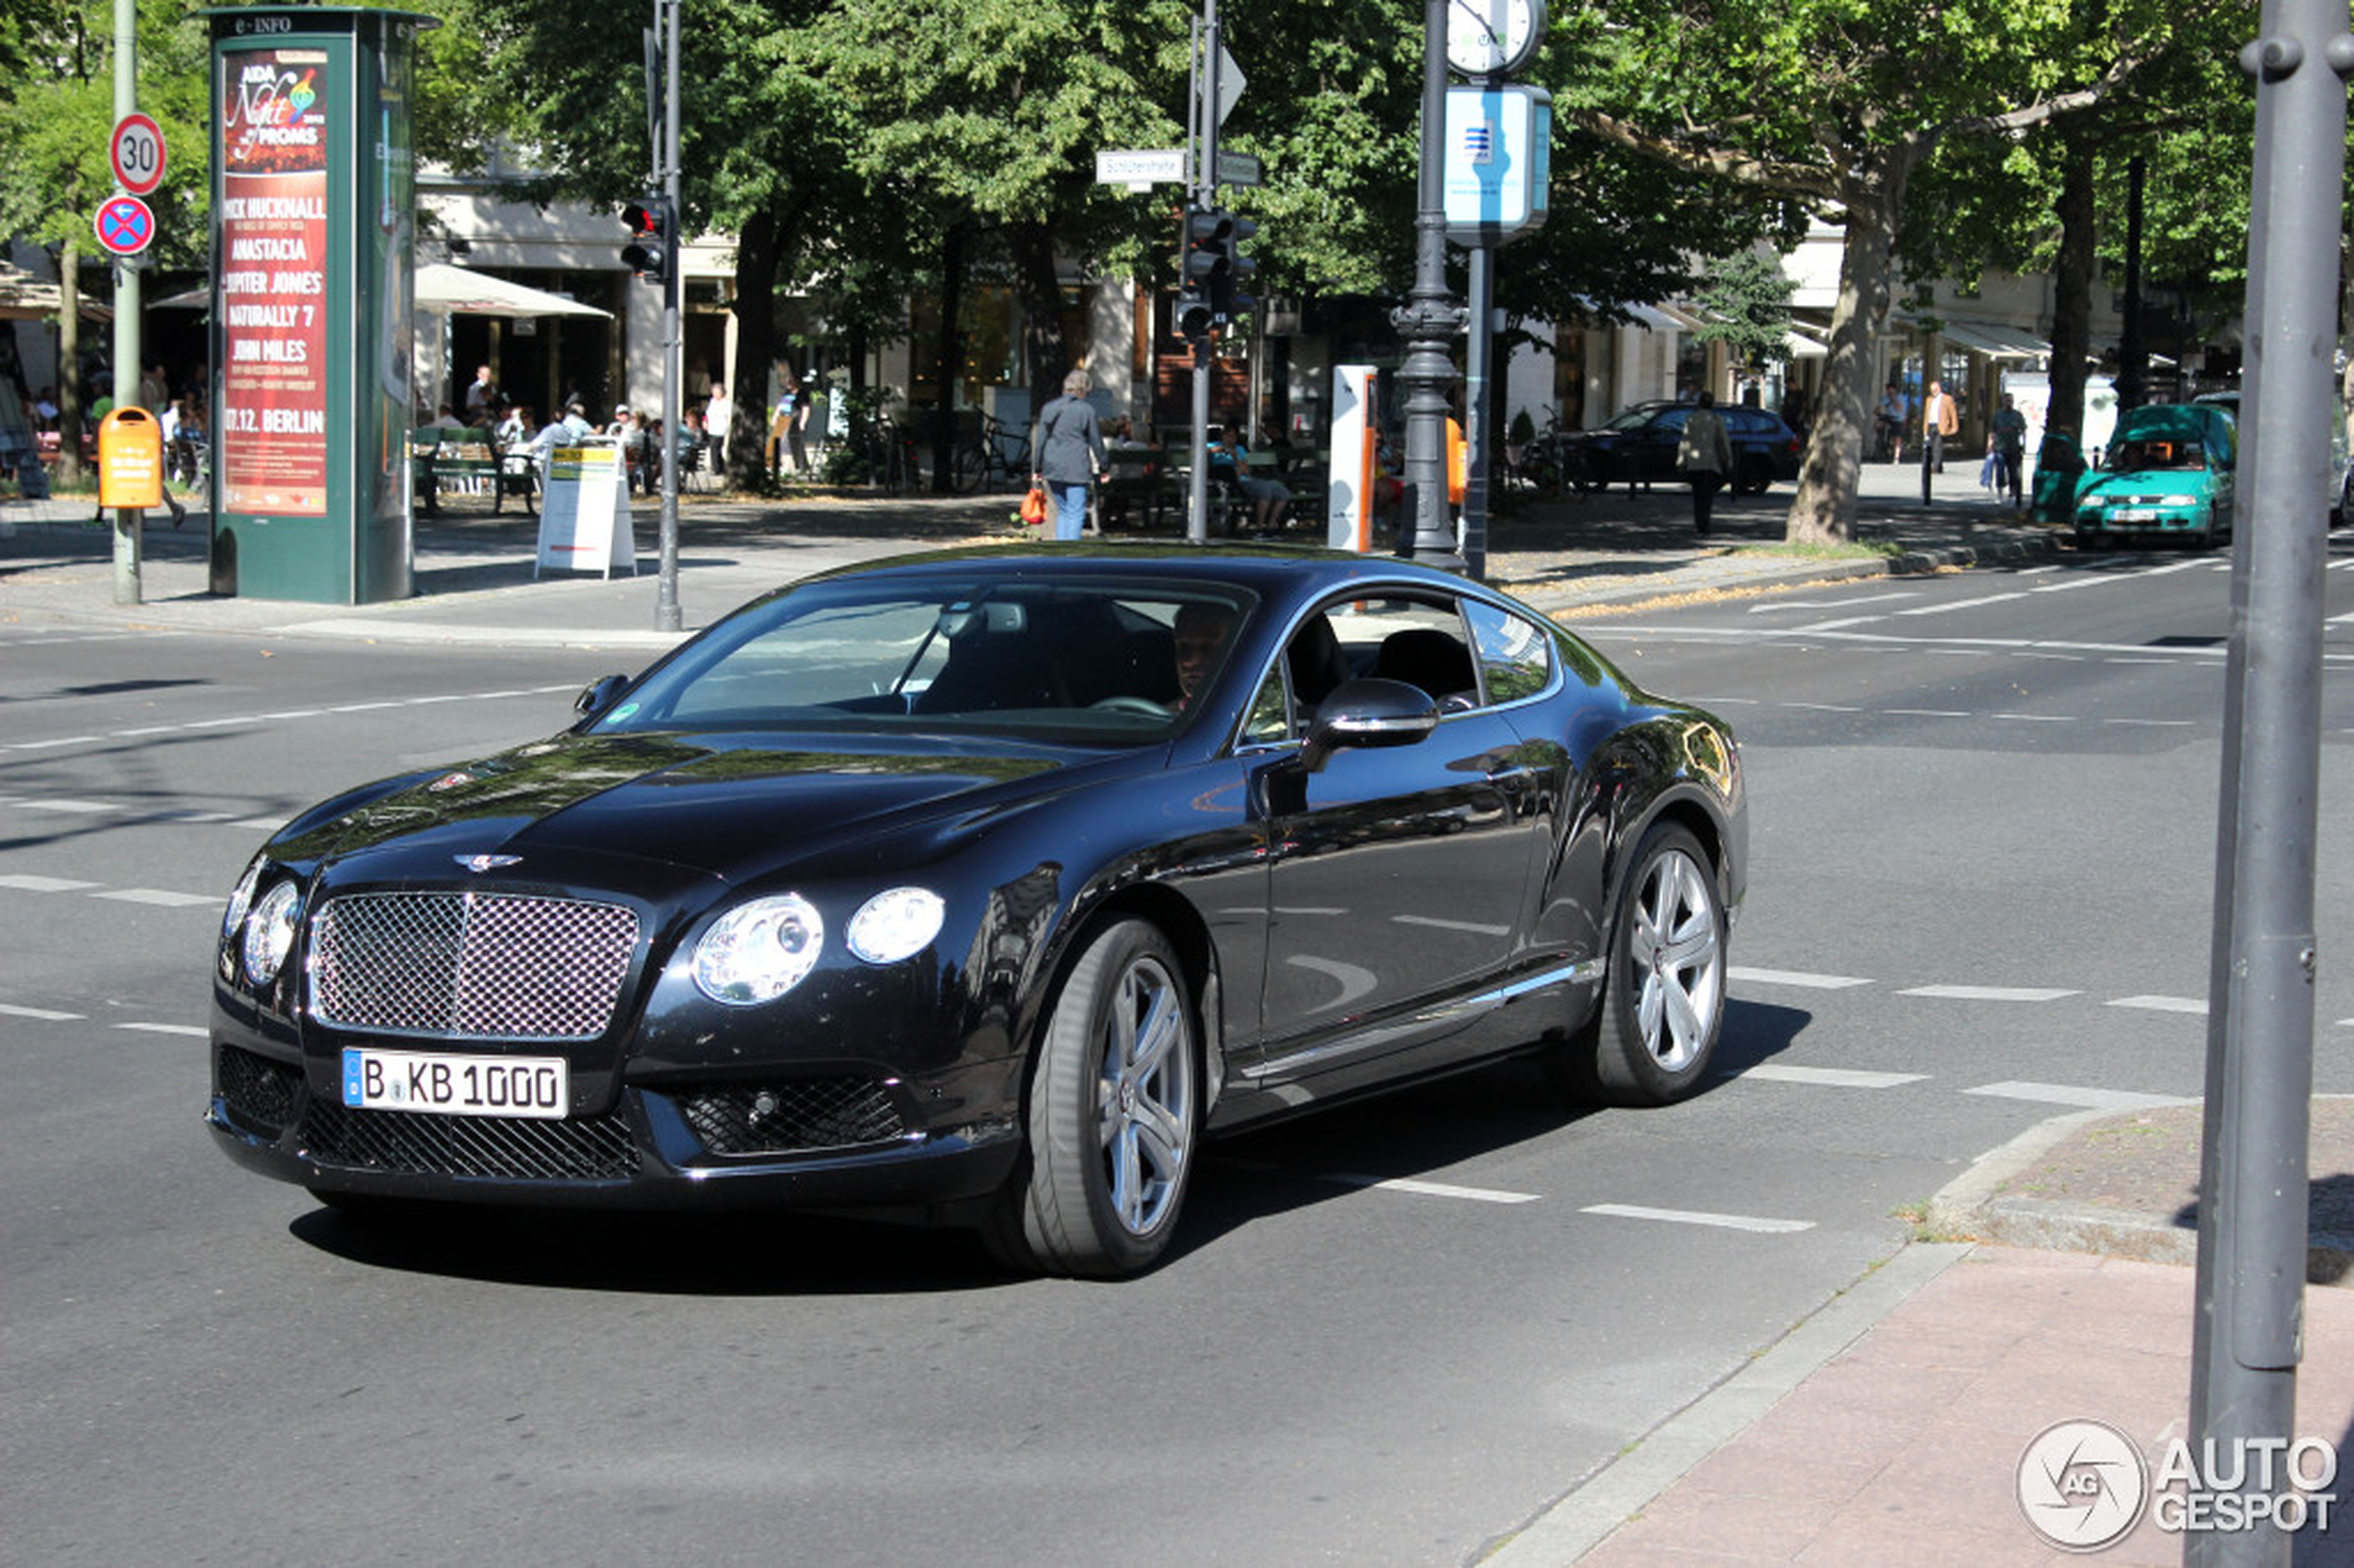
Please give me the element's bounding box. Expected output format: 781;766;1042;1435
1329;594;1481;710
1465;600;1553;704
1242;666;1292;745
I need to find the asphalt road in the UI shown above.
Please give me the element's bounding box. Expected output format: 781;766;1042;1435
5;541;2351;1566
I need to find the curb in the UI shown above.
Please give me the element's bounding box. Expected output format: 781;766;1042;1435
1927;1098;2354;1286
1474;1242;1974;1566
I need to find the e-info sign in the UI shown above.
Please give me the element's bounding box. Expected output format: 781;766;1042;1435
218;47;329;516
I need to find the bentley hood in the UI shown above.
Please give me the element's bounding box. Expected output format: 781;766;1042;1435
297;732;1073;881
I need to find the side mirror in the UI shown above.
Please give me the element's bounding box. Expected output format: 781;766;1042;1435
574;674;631;718
1300;677;1440;771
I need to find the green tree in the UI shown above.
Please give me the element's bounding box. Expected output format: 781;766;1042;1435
1553;0;2189;541
0;2;209;477
1690;248;1797;383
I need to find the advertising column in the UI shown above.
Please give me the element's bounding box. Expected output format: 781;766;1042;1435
208;7;430;604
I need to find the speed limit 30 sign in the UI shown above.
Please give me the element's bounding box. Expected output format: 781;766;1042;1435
110;113;166;197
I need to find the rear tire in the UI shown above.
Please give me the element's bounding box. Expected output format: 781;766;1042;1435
981;919;1200;1278
1544;822;1727;1106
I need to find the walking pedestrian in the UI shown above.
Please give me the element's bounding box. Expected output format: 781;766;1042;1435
1919;379;1958;502
1991;392;2029;508
1030;368;1106;542
1677;391;1735;536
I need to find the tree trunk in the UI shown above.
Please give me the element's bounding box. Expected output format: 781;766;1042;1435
928;221;968;495
57;237;83;483
726;207;781;490
1004;220;1069;401
2045;133;2096;445
1784;142;1917;545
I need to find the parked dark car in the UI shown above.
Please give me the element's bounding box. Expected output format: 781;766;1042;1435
1558;400;1803;497
208;547;1746;1277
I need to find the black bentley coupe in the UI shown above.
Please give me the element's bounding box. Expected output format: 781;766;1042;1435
209;546;1745;1276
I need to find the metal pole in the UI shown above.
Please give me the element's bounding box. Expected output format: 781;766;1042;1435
2116;155;2147;409
1395;0;1464;567
1462;243;1494;580
111;0;142;606
654;0;682;633
2186;4;2349;1562
1185;2;1218;545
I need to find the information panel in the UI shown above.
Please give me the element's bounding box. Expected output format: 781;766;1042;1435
217;45;331;515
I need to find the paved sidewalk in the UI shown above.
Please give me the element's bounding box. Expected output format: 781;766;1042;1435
1486;1102;2354;1566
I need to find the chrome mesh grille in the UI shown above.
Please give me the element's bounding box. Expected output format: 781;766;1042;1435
216;1043;301;1137
309;891;639;1042
678;1080;908;1157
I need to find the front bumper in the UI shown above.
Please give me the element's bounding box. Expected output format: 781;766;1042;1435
207;1036;1023;1214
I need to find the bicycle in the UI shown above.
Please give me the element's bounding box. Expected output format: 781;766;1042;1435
950;412;1031;494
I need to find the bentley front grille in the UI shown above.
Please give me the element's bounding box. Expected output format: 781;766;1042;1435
309;891;639;1042
299;1098;638;1181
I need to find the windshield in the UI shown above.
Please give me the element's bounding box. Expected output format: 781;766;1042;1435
1599;405;1675;433
588;572;1259;744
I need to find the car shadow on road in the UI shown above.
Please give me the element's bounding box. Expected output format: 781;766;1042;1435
285;999;1816;1293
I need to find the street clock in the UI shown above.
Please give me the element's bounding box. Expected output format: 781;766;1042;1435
1446;0;1545;78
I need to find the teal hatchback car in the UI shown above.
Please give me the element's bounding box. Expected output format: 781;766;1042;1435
2075;402;2237;550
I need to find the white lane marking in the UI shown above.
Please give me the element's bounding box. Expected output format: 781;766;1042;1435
183;716;253;729
1729;967;1873;990
1748;591;1920;613
1989;712;2075;723
1324;1173;1541;1205
2031;559;2208;591
0;874;101;893
1582;1203;1816;1234
1967;1081;2195;1112
112;725;177;737
2104;717;2197;727
114;1022;208;1038
1886;708;1972;718
1786;615;1892;633
330;702;399;712
1894;591;2027;616
1394;914;1514;937
258;709;322;720
0;1003;84;1021
13;736;101;750
18;798;113;814
9;685;581;755
1785;702;1863;713
229;817;285;831
91;889;221;908
1900;984;2080;1002
2109;995;2208;1016
1741;1065;1928;1089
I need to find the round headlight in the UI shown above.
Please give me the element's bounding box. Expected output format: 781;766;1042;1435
693;893;824;1005
221;855;265;942
241;879;300;986
846;887;944;965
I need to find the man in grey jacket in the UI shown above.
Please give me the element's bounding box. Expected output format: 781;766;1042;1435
1677;391;1735;536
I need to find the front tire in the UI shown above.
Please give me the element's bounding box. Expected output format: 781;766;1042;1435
984;918;1200;1278
1545;822;1727;1106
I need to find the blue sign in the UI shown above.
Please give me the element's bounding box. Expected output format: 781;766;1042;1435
1442;85;1550;244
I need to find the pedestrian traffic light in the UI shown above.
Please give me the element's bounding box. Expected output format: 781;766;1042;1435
1179;207;1259;328
620;196;673;285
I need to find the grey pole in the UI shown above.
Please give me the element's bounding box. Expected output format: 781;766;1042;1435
1462;243;1494;581
1185;3;1218;546
654;0;683;634
2186;4;2350;1563
1395;0;1464;567
110;0;142;607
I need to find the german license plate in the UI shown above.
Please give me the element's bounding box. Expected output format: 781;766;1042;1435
341;1047;568;1119
2108;507;2158;523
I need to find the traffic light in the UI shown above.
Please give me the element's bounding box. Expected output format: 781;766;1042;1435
620;196;673;286
1211;212;1257;324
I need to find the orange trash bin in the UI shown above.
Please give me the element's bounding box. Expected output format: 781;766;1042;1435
98;407;165;510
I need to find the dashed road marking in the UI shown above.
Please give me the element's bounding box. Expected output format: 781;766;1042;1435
0;1003;84;1021
1324;1173;1541;1205
2108;995;2208;1016
1899;984;2080;1003
113;1022;207;1038
2;683;577;754
1582;1203;1816;1234
1740;1065;1927;1089
91;888;222;908
1966;1081;2195;1112
0;874;101;893
1730;967;1873;990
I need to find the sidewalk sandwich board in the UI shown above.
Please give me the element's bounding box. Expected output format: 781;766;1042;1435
534;444;636;577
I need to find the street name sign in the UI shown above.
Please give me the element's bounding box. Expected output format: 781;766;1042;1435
1215;150;1263;188
1095;148;1186;189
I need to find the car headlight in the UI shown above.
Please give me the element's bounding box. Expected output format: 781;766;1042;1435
693;893;824;1005
240;879;301;986
2158;494;2195;507
221;855;264;942
846;887;944;965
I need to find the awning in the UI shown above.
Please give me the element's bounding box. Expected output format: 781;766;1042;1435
1912;318;2051;360
1782;325;1829;360
413;262;610;319
1569;297;1697;335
